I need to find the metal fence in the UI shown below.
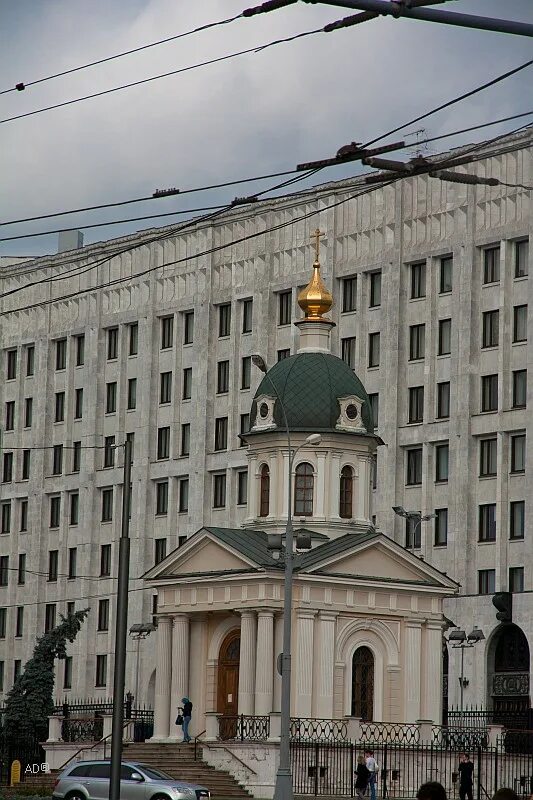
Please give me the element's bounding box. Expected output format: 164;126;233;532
218;715;271;742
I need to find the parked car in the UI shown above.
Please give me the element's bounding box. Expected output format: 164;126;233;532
52;760;210;800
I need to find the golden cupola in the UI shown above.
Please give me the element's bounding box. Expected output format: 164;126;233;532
297;228;334;321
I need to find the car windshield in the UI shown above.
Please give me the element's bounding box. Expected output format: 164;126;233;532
136;765;174;781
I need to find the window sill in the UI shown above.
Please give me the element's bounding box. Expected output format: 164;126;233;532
437;353;451;359
406;421;423;426
367;365;380;371
126;407;136;413
479;474;497;480
512;340;527;346
509;537;524;542
439;290;452;297
482;281;500;288
478;409;498;415
514;275;528;282
510;470;525;476
511;404;527;411
408;358;425;364
435;479;449;485
409;296;426;302
182;398;191;403
241;330;252;336
478;539;496;545
433;543;448;548
405;482;422;488
435;416;450;422
481;345;498;352
128;353;138;358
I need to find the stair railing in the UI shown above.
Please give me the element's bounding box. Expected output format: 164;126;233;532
57;720;132;772
193;730;206;761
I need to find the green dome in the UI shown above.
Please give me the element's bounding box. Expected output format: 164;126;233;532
249;352;374;435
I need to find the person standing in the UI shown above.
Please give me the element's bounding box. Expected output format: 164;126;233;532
178;697;193;743
459;753;474;800
355;755;370;800
365;749;378;800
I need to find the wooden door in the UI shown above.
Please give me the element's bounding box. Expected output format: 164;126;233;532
217;631;240;739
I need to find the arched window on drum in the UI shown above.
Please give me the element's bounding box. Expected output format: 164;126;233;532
294;462;313;516
259;465;270;517
339;465;354;519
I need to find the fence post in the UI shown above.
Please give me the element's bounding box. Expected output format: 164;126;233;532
240;714;245;742
63;701;69;718
477;746;482;800
494;745;498;796
382;743;388;800
350;743;354;798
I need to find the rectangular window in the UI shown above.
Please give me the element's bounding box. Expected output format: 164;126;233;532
482;310;499;348
479;503;496;542
513;370;527;409
48;550;58;582
242;299;253;334
368;393;379;428
22;449;30;480
513;305;528;343
74;388;83;420
409;324;425;360
104;435;115;468
0;557;8;587
126;432;135;462
24;397;32;428
14;659;22;682
154;538;167;565
128;322;138;355
95;654;107;687
63;656;72;690
178;478;189;513
240;414;250;447
182;367;192;400
70;492;79;526
483;246;500;283
126;377;136;410
107;327;118;360
97;599;109;631
50;496;61;528
237;470;248;505
183;310;194;344
411;261;426;299
68;547;77;579
180;423;190;456
241;356;251;390
213;473;226;508
510;567;524;593
101;488;113;522
18;498;27;531
160;372;172;404
438;319;451;356
5;401;15;431
72;441;81;472
56;338;67;370
0;608;5;636
436;382;450;419
480;438;497;477
18;554;26;584
217;360;229;394
435;443;449;482
0;661;3;691
52;444;63;475
55;392;65;422
478;569;496;595
157;426;170;459
368;332;380;368
481;374;498;412
160;316;174;349
440;256;453;294
156;481;168;515
218;303;231;337
26;345;35;376
1;502;11;534
406;448;423;485
2;452;13;483
342;276;357;312
408;386;424;424
405;516;421;549
511;433;526;473
15;607;24;637
369;271;382;307
278;290;292;326
510;501;525;540
6;349;17;380
215;417;228;451
106;382;117;413
75;334;85;366
515;239;529;278
277;349;290;361
341;337;356;369
100;544;111;577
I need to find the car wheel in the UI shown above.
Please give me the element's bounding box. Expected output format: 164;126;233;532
65;792;86;800
151;794;172;800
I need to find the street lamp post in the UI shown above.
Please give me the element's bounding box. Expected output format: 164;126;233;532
129;623;156;704
392;506;436;549
252;354;321;800
447;627;485;714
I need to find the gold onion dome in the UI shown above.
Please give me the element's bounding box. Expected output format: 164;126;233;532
297;228;333;320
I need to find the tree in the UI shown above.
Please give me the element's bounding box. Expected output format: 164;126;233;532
3;609;90;745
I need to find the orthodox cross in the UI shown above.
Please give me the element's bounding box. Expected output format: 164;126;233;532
312;228;325;263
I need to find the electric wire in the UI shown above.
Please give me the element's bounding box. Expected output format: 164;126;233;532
0;13;243;96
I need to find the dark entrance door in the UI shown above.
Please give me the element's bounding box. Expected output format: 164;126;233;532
351;646;375;721
217;631;240;739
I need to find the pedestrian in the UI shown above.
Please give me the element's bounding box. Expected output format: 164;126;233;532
365;749;378;800
417;782;447;800
458;753;474;800
355;755;370;800
492;790;519;800
177;696;193;743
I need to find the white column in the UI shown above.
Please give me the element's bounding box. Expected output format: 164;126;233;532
330;453;342;522
281;451;290;518
267;456;278;520
255;611;275;714
273;612;283;712
152;616;172;740
295;611;316;716
189;614;208;737
424;622;443;723
315;612;337;718
315;452;327;520
405;619;422;722
238;610;257;715
247;454;258;522
169;614;190;737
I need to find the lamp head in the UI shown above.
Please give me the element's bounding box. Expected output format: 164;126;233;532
305;433;322;446
448;628;467;643
392;506;407;518
467;627;485;643
252;354;268;373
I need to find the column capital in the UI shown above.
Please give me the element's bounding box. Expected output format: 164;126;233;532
318;611;338;622
297;609;317;620
172;612;190;622
236;608;257;618
156;615;173;626
405;617;423;627
257;609;276;619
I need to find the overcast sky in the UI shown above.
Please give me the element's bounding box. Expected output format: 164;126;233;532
1;0;532;257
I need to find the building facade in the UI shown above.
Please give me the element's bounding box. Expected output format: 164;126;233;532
0;129;531;715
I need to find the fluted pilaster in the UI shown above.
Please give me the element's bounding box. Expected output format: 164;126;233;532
255;611;274;715
169;614;190;736
405;619;422;722
315;612;336;718
424;622;443;723
152;616;172;740
295;611;316;716
238;610;257;715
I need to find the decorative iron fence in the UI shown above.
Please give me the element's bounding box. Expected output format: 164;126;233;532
432;726;488;750
218;715;270;742
360;722;420;745
291;718;348;743
61;716;104;743
447;707;533;731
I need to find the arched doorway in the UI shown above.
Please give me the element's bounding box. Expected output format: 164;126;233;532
487;624;530;725
351;646;374;721
217;630;240;717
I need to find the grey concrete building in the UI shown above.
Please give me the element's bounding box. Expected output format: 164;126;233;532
0;128;531;717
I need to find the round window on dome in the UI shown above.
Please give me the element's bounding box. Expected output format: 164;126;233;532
345;404;358;420
259;402;269;419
